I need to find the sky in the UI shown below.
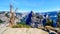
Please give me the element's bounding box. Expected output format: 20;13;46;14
0;0;60;13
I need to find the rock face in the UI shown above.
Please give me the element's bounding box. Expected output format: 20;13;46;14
26;11;33;25
2;28;48;34
26;11;44;28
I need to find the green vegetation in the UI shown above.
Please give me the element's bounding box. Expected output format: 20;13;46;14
46;16;53;27
46;19;53;27
57;12;60;28
12;22;32;28
0;19;4;23
5;13;9;18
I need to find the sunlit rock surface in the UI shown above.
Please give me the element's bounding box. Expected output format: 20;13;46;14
1;28;48;34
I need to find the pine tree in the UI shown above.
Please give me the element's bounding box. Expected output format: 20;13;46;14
57;12;60;28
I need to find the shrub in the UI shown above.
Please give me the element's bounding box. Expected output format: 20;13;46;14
12;23;32;28
46;19;53;27
5;13;9;18
0;19;4;23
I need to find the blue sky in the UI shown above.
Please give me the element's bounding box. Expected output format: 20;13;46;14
0;0;60;13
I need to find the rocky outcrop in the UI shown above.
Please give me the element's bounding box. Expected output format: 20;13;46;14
2;28;48;34
26;11;44;28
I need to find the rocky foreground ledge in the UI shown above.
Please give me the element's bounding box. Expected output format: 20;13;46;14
0;27;48;34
